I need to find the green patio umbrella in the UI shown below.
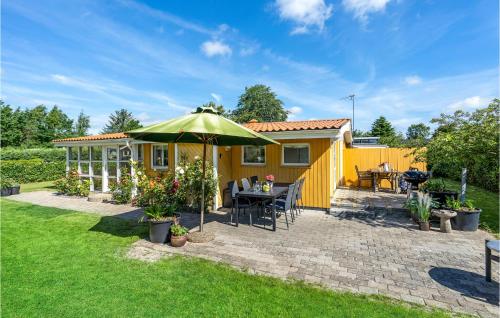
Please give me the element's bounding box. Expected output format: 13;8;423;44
127;106;278;232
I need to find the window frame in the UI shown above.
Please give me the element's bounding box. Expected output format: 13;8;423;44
281;143;310;166
151;143;169;170
241;145;266;166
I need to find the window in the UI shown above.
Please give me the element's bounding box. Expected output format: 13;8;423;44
282;143;310;166
242;146;266;165
151;144;168;169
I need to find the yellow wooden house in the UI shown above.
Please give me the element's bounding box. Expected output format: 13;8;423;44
53;118;353;211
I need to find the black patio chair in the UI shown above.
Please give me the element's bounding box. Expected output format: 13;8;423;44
266;183;296;230
228;180;255;225
355;165;372;190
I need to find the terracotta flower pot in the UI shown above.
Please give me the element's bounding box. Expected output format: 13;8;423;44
419;221;430;231
170;235;187;247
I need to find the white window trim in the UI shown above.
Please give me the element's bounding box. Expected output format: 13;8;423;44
151;143;169;170
281;143;310;166
241;145;266;166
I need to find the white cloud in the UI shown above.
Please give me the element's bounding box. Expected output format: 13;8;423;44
200;40;232;57
447;96;489;111
211;93;221;102
136;112;151;121
288;106;303;114
404;75;422;86
275;0;333;34
342;0;391;23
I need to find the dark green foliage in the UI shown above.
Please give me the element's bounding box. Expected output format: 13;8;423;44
370;116;395;137
102;109;142;133
0;159;65;183
0;147;66;161
231;85;288;123
0;101;91;147
201;101;229;117
406;123;430;140
74;111;91;136
417;99;499;192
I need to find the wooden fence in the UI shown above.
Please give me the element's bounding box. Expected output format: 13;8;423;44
343;148;426;188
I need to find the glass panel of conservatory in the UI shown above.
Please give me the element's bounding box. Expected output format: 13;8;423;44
91;146;102;160
80;162;90;175
80;146;90;160
119;146;131;161
119;162;131;174
108;162;117;177
107;147;117;161
92;162;102;176
69;147;78;160
137;144;143;161
70;161;78;171
92;177;102;191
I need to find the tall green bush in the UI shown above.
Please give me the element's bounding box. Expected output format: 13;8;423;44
0;159;65;183
416;99;499;192
0;147;66;161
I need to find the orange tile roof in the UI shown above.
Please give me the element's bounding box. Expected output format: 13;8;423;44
243;119;349;132
53;132;128;142
53;119;350;142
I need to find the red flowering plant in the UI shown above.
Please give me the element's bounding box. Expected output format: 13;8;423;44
265;174;275;182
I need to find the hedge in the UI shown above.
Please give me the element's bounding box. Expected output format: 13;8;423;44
0;159;66;183
0;147;66;161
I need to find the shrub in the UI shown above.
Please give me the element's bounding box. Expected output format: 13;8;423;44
0;159;65;183
110;168;134;204
54;170;90;197
176;155;218;212
134;161;179;208
0;147;66;161
170;224;188;236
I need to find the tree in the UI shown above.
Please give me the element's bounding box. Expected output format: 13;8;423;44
406;123;430;140
24;105;50;147
201;101;229;117
0;102;24;147
102;109;142;133
46;106;74;141
416;99;499;191
74;111;90;136
352;129;370;137
370;116;395;137
231;85;287;123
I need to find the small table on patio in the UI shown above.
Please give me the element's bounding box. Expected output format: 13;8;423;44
370;170;397;192
235;186;288;231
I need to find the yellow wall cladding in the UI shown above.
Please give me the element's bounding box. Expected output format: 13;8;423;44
231;138;332;209
343;148;426;188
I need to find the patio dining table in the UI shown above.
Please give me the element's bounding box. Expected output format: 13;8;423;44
235;186;288;231
369;170;398;192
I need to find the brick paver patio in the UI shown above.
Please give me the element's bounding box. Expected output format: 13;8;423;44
9;190;499;317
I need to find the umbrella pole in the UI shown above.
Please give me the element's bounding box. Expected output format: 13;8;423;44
200;141;206;232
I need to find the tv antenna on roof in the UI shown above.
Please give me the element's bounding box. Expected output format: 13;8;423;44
341;94;356;131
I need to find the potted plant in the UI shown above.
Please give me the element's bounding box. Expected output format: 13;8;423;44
142;204;178;243
404;196;418;222
415;192;435;231
421;179;458;207
446;198;482;231
170;224;188;247
1;179;13;196
10;180;20;195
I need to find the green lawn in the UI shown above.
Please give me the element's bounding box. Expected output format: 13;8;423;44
0;200;452;317
441;179;499;234
20;180;56;192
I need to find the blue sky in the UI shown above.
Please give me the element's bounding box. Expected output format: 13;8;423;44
2;0;498;134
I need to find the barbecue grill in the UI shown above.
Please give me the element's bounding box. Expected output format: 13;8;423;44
402;170;429;190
